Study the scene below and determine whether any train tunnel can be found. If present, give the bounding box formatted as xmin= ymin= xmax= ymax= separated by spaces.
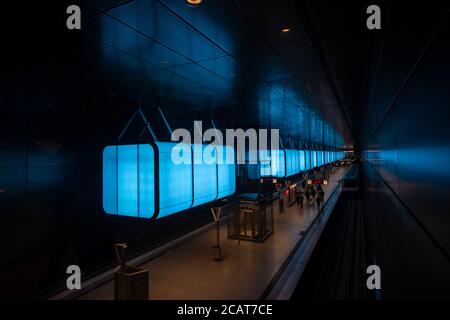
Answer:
xmin=1 ymin=0 xmax=449 ymax=304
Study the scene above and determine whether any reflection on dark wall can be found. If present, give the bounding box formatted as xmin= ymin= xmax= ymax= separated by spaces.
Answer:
xmin=363 ymin=3 xmax=450 ymax=298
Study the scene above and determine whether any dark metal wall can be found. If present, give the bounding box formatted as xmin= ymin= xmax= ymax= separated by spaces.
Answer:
xmin=363 ymin=3 xmax=450 ymax=298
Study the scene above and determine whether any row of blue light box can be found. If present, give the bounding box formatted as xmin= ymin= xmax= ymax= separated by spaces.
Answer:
xmin=103 ymin=143 xmax=236 ymax=219
xmin=259 ymin=149 xmax=345 ymax=178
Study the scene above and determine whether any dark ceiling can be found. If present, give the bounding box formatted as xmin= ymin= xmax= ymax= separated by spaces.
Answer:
xmin=83 ymin=0 xmax=355 ymax=147
xmin=2 ymin=0 xmax=386 ymax=149
xmin=297 ymin=0 xmax=383 ymax=150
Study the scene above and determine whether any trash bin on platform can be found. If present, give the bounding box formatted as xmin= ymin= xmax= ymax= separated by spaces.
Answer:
xmin=113 ymin=243 xmax=149 ymax=300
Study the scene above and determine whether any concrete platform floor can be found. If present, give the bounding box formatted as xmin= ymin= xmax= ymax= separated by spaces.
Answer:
xmin=78 ymin=167 xmax=350 ymax=300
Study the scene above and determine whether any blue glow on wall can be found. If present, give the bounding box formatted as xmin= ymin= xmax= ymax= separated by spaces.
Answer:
xmin=103 ymin=144 xmax=155 ymax=218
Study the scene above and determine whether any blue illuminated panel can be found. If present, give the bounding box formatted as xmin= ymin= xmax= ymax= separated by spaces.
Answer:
xmin=292 ymin=149 xmax=300 ymax=175
xmin=103 ymin=144 xmax=155 ymax=218
xmin=193 ymin=144 xmax=218 ymax=207
xmin=299 ymin=150 xmax=306 ymax=171
xmin=156 ymin=142 xmax=193 ymax=218
xmin=285 ymin=149 xmax=293 ymax=176
xmin=318 ymin=151 xmax=324 ymax=166
xmin=290 ymin=150 xmax=296 ymax=175
xmin=284 ymin=150 xmax=290 ymax=176
xmin=118 ymin=145 xmax=138 ymax=215
xmin=217 ymin=145 xmax=236 ymax=198
xmin=103 ymin=146 xmax=118 ymax=215
xmin=312 ymin=151 xmax=317 ymax=168
xmin=259 ymin=149 xmax=285 ymax=177
xmin=138 ymin=145 xmax=155 ymax=218
xmin=259 ymin=149 xmax=271 ymax=177
xmin=305 ymin=150 xmax=311 ymax=170
xmin=272 ymin=150 xmax=286 ymax=177
xmin=287 ymin=149 xmax=299 ymax=176
xmin=103 ymin=142 xmax=237 ymax=219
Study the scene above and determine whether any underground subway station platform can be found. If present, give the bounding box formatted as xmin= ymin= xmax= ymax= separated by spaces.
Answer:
xmin=1 ymin=0 xmax=450 ymax=311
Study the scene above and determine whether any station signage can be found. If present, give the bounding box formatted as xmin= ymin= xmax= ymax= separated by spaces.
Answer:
xmin=307 ymin=179 xmax=328 ymax=185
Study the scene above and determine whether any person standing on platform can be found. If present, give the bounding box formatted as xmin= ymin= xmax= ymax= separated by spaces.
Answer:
xmin=316 ymin=193 xmax=322 ymax=210
xmin=295 ymin=189 xmax=302 ymax=207
xmin=317 ymin=184 xmax=323 ymax=194
xmin=304 ymin=188 xmax=310 ymax=205
xmin=318 ymin=186 xmax=325 ymax=205
xmin=299 ymin=190 xmax=304 ymax=208
xmin=310 ymin=186 xmax=316 ymax=203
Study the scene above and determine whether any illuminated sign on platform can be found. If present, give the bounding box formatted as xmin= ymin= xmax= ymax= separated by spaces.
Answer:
xmin=307 ymin=179 xmax=327 ymax=185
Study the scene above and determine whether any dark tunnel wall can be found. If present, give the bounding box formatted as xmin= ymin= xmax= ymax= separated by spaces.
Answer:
xmin=363 ymin=4 xmax=450 ymax=298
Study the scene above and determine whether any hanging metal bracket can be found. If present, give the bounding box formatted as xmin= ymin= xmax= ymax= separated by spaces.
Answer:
xmin=158 ymin=107 xmax=173 ymax=137
xmin=118 ymin=107 xmax=158 ymax=141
